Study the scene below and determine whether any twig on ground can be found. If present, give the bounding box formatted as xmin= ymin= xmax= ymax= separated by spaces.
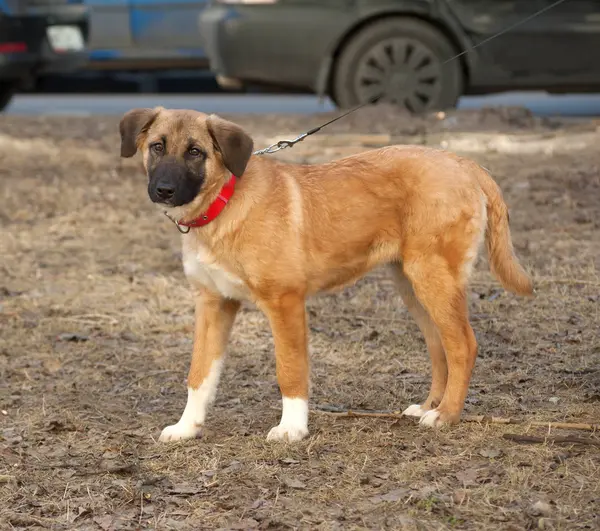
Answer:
xmin=312 ymin=405 xmax=600 ymax=431
xmin=129 ymin=369 xmax=174 ymax=387
xmin=503 ymin=433 xmax=600 ymax=446
xmin=534 ymin=278 xmax=600 ymax=287
xmin=380 ymin=277 xmax=600 ymax=288
xmin=4 ymin=512 xmax=57 ymax=526
xmin=41 ymin=313 xmax=121 ymax=325
xmin=319 ymin=314 xmax=412 ymax=323
xmin=462 ymin=415 xmax=599 ymax=431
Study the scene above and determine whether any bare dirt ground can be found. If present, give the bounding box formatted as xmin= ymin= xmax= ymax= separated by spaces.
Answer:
xmin=1 ymin=107 xmax=599 ymax=530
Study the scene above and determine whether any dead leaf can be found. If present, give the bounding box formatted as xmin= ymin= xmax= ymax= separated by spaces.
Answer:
xmin=72 ymin=507 xmax=91 ymax=522
xmin=102 ymin=450 xmax=120 ymax=460
xmin=385 ymin=515 xmax=418 ymax=529
xmin=45 ymin=419 xmax=75 ymax=433
xmin=225 ymin=519 xmax=259 ymax=529
xmin=100 ymin=461 xmax=136 ymax=474
xmin=57 ymin=332 xmax=88 ymax=342
xmin=453 ymin=489 xmax=469 ymax=504
xmin=221 ymin=460 xmax=242 ymax=474
xmin=43 ymin=358 xmax=62 ymax=373
xmin=141 ymin=504 xmax=155 ymax=515
xmin=120 ymin=331 xmax=139 ymax=342
xmin=93 ymin=515 xmax=114 ymax=530
xmin=251 ymin=499 xmax=268 ymax=510
xmin=282 ymin=476 xmax=306 ymax=489
xmin=280 ymin=457 xmax=300 ymax=465
xmin=167 ymin=483 xmax=205 ymax=496
xmin=123 ymin=428 xmax=147 ymax=438
xmin=549 ymin=396 xmax=560 ymax=404
xmin=416 ymin=485 xmax=437 ymax=499
xmin=479 ymin=448 xmax=503 ymax=459
xmin=1 ymin=428 xmax=22 ymax=445
xmin=220 ymin=518 xmax=259 ymax=531
xmin=369 ymin=488 xmax=409 ymax=504
xmin=162 ymin=518 xmax=191 ymax=530
xmin=455 ymin=467 xmax=480 ymax=486
xmin=0 ymin=286 xmax=23 ymax=297
xmin=530 ymin=500 xmax=553 ymax=517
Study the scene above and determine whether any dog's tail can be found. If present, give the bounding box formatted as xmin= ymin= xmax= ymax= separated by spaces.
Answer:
xmin=477 ymin=167 xmax=533 ymax=296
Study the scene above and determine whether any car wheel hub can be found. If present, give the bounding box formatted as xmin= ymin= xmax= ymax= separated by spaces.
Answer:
xmin=354 ymin=37 xmax=442 ymax=112
xmin=387 ymin=69 xmax=413 ymax=94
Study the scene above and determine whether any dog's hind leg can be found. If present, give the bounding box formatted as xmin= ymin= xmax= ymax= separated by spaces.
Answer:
xmin=401 ymin=256 xmax=477 ymax=427
xmin=390 ymin=263 xmax=447 ymax=417
xmin=159 ymin=290 xmax=240 ymax=442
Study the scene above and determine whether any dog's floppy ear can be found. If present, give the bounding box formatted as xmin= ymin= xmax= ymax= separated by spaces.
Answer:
xmin=119 ymin=107 xmax=161 ymax=158
xmin=206 ymin=115 xmax=254 ymax=177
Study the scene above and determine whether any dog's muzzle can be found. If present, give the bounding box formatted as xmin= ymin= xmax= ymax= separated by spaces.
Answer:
xmin=148 ymin=162 xmax=203 ymax=207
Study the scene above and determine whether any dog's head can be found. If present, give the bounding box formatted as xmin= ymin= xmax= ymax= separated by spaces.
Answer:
xmin=119 ymin=107 xmax=254 ymax=210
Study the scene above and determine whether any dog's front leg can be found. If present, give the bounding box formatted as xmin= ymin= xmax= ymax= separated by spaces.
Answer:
xmin=261 ymin=292 xmax=310 ymax=442
xmin=159 ymin=290 xmax=240 ymax=442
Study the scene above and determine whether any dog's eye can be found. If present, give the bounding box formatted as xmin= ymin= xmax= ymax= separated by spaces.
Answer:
xmin=151 ymin=143 xmax=164 ymax=154
xmin=188 ymin=147 xmax=202 ymax=157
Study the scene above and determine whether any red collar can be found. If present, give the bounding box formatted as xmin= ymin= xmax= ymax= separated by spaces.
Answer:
xmin=178 ymin=175 xmax=236 ymax=229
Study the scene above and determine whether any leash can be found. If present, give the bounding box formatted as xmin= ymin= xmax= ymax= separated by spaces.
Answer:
xmin=253 ymin=0 xmax=569 ymax=156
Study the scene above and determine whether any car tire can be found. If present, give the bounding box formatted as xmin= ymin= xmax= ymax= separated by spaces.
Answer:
xmin=331 ymin=18 xmax=463 ymax=112
xmin=0 ymin=83 xmax=16 ymax=112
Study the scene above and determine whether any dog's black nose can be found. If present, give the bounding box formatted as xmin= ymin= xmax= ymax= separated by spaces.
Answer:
xmin=156 ymin=184 xmax=175 ymax=200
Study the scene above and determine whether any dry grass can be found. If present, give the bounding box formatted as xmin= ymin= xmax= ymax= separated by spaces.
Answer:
xmin=0 ymin=113 xmax=599 ymax=530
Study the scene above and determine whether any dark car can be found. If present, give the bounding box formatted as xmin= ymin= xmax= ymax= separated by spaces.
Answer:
xmin=200 ymin=0 xmax=600 ymax=112
xmin=0 ymin=0 xmax=89 ymax=110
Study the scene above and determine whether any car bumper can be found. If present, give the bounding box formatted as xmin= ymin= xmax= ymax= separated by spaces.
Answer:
xmin=38 ymin=45 xmax=88 ymax=74
xmin=200 ymin=5 xmax=344 ymax=92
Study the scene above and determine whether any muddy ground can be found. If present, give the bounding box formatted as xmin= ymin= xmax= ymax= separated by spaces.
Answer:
xmin=1 ymin=106 xmax=599 ymax=530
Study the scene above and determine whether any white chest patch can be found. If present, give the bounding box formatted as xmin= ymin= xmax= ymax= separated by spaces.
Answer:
xmin=182 ymin=243 xmax=249 ymax=301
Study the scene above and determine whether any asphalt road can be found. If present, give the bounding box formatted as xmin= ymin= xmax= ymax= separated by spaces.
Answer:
xmin=8 ymin=91 xmax=600 ymax=117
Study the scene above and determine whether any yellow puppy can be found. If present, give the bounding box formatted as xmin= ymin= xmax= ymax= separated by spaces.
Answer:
xmin=119 ymin=107 xmax=532 ymax=442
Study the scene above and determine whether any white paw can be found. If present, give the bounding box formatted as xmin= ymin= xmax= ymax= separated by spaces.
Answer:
xmin=158 ymin=422 xmax=202 ymax=442
xmin=403 ymin=404 xmax=426 ymax=418
xmin=419 ymin=409 xmax=443 ymax=428
xmin=266 ymin=424 xmax=309 ymax=443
